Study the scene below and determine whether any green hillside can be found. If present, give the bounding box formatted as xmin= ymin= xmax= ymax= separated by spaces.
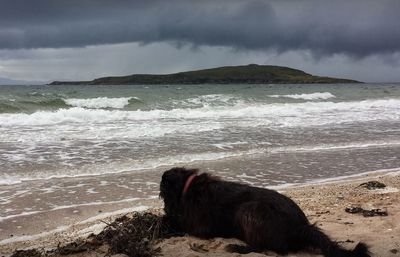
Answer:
xmin=49 ymin=64 xmax=359 ymax=85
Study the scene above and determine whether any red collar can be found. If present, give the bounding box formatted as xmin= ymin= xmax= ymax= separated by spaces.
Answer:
xmin=182 ymin=174 xmax=197 ymax=195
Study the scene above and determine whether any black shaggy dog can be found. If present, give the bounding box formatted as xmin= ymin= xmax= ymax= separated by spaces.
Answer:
xmin=160 ymin=167 xmax=371 ymax=257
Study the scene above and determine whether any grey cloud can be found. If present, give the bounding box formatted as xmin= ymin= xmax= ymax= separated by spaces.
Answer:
xmin=3 ymin=43 xmax=400 ymax=82
xmin=1 ymin=0 xmax=400 ymax=57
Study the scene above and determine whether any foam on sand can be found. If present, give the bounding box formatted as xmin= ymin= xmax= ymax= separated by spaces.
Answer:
xmin=270 ymin=140 xmax=400 ymax=154
xmin=268 ymin=167 xmax=400 ymax=190
xmin=0 ymin=149 xmax=264 ymax=184
xmin=0 ymin=206 xmax=150 ymax=245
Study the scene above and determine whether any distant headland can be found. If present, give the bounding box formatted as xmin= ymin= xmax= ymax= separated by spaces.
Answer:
xmin=49 ymin=64 xmax=360 ymax=85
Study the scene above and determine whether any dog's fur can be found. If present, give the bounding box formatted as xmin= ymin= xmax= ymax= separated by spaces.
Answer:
xmin=160 ymin=167 xmax=371 ymax=257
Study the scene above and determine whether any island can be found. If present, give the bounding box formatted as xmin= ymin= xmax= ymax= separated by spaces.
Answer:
xmin=49 ymin=64 xmax=359 ymax=85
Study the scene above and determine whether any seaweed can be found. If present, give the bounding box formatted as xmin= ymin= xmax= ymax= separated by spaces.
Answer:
xmin=357 ymin=181 xmax=386 ymax=190
xmin=345 ymin=207 xmax=388 ymax=217
xmin=94 ymin=211 xmax=175 ymax=257
xmin=9 ymin=210 xmax=178 ymax=257
xmin=55 ymin=239 xmax=102 ymax=255
xmin=10 ymin=249 xmax=44 ymax=257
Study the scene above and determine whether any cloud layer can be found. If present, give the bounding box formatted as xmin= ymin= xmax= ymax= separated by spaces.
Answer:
xmin=2 ymin=43 xmax=400 ymax=82
xmin=1 ymin=0 xmax=400 ymax=57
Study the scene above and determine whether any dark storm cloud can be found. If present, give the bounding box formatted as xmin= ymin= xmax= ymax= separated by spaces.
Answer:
xmin=1 ymin=0 xmax=399 ymax=57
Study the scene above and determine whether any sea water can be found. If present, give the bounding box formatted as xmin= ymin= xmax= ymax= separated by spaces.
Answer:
xmin=1 ymin=83 xmax=400 ymax=232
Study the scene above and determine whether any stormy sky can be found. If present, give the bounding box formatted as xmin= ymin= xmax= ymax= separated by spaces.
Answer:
xmin=1 ymin=0 xmax=400 ymax=82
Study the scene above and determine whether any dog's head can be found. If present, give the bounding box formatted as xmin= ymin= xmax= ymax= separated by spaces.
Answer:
xmin=160 ymin=167 xmax=198 ymax=214
xmin=160 ymin=167 xmax=198 ymax=200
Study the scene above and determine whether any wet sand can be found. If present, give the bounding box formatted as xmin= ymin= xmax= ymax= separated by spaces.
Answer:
xmin=2 ymin=143 xmax=400 ymax=249
xmin=1 ymin=169 xmax=399 ymax=257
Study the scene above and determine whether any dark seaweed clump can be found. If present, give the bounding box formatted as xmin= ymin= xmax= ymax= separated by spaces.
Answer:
xmin=345 ymin=207 xmax=388 ymax=217
xmin=10 ymin=249 xmax=43 ymax=257
xmin=10 ymin=211 xmax=178 ymax=257
xmin=95 ymin=211 xmax=176 ymax=257
xmin=357 ymin=181 xmax=386 ymax=190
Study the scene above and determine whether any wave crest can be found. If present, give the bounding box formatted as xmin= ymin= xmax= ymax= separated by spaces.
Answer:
xmin=0 ymin=98 xmax=399 ymax=127
xmin=173 ymin=94 xmax=241 ymax=107
xmin=64 ymin=97 xmax=138 ymax=109
xmin=269 ymin=92 xmax=335 ymax=100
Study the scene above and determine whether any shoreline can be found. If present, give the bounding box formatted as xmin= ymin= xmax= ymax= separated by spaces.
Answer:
xmin=1 ymin=168 xmax=399 ymax=256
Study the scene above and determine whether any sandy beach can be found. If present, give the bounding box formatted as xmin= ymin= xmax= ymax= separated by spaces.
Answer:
xmin=1 ymin=169 xmax=399 ymax=257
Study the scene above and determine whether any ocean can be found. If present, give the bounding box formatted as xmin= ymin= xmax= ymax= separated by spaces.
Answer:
xmin=1 ymin=83 xmax=400 ymax=237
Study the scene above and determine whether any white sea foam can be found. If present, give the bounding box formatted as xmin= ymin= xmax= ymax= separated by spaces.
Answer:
xmin=1 ymin=98 xmax=400 ymax=184
xmin=270 ymin=140 xmax=400 ymax=154
xmin=64 ymin=97 xmax=136 ymax=109
xmin=0 ymin=197 xmax=147 ymax=221
xmin=175 ymin=94 xmax=240 ymax=107
xmin=2 ymin=139 xmax=398 ymax=184
xmin=269 ymin=92 xmax=336 ymax=100
xmin=211 ymin=141 xmax=248 ymax=149
xmin=303 ymin=167 xmax=400 ymax=186
xmin=0 ymin=210 xmax=42 ymax=222
xmin=1 ymin=98 xmax=399 ymax=127
xmin=0 ymin=149 xmax=264 ymax=184
xmin=267 ymin=167 xmax=400 ymax=190
xmin=77 ymin=206 xmax=149 ymax=224
xmin=0 ymin=118 xmax=223 ymax=144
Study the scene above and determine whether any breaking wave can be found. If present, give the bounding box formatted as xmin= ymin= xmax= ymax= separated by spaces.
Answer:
xmin=172 ymin=94 xmax=242 ymax=107
xmin=269 ymin=92 xmax=335 ymax=100
xmin=64 ymin=97 xmax=140 ymax=109
xmin=0 ymin=98 xmax=399 ymax=127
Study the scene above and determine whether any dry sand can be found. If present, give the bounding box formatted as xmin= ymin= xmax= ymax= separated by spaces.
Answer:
xmin=1 ymin=169 xmax=399 ymax=257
